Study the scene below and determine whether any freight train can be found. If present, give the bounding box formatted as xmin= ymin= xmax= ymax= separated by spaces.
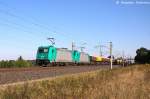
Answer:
xmin=36 ymin=46 xmax=110 ymax=66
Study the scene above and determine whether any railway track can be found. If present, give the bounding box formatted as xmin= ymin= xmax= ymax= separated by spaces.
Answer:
xmin=0 ymin=65 xmax=120 ymax=85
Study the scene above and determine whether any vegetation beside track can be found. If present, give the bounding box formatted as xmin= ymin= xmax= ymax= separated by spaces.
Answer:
xmin=0 ymin=56 xmax=33 ymax=68
xmin=0 ymin=64 xmax=150 ymax=99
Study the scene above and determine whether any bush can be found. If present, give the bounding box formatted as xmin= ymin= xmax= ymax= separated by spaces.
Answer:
xmin=0 ymin=60 xmax=10 ymax=68
xmin=0 ymin=56 xmax=33 ymax=68
xmin=15 ymin=60 xmax=32 ymax=68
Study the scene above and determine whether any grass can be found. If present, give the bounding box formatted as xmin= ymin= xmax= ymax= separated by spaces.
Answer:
xmin=0 ymin=64 xmax=150 ymax=99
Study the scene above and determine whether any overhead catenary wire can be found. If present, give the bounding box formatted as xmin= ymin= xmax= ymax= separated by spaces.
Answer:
xmin=0 ymin=2 xmax=75 ymax=41
xmin=0 ymin=17 xmax=50 ymax=46
xmin=0 ymin=1 xmax=124 ymax=59
xmin=0 ymin=1 xmax=56 ymax=32
xmin=0 ymin=1 xmax=116 ymax=61
xmin=0 ymin=21 xmax=41 ymax=43
xmin=0 ymin=1 xmax=89 ymax=52
xmin=0 ymin=20 xmax=47 ymax=60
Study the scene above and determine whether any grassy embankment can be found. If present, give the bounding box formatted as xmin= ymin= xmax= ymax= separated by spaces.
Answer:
xmin=0 ymin=64 xmax=150 ymax=99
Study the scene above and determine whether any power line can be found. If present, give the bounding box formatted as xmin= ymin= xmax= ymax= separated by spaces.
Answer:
xmin=0 ymin=17 xmax=34 ymax=31
xmin=0 ymin=1 xmax=88 ymax=50
xmin=0 ymin=2 xmax=74 ymax=41
xmin=0 ymin=20 xmax=43 ymax=42
xmin=0 ymin=1 xmax=55 ymax=32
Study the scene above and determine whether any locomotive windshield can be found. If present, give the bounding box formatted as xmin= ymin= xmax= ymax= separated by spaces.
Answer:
xmin=38 ymin=48 xmax=49 ymax=53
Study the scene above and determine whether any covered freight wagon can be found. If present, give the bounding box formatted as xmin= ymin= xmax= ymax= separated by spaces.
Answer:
xmin=56 ymin=48 xmax=72 ymax=62
xmin=79 ymin=52 xmax=90 ymax=64
xmin=55 ymin=48 xmax=81 ymax=65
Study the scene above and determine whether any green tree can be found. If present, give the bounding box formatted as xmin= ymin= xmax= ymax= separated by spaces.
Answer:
xmin=148 ymin=51 xmax=150 ymax=63
xmin=135 ymin=47 xmax=150 ymax=64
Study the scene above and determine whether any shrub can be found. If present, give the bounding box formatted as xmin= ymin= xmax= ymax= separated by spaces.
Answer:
xmin=15 ymin=60 xmax=32 ymax=68
xmin=0 ymin=56 xmax=33 ymax=68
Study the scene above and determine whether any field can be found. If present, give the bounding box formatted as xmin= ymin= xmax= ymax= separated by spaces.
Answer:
xmin=0 ymin=64 xmax=150 ymax=99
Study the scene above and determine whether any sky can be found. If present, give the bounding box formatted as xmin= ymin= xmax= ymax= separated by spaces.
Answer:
xmin=0 ymin=0 xmax=150 ymax=60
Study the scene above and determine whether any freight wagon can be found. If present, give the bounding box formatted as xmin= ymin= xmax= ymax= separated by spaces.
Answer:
xmin=55 ymin=48 xmax=80 ymax=65
xmin=90 ymin=56 xmax=110 ymax=65
xmin=79 ymin=52 xmax=90 ymax=65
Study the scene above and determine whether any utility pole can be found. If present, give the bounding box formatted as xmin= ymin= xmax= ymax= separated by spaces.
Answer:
xmin=110 ymin=42 xmax=113 ymax=69
xmin=130 ymin=56 xmax=132 ymax=65
xmin=99 ymin=45 xmax=102 ymax=56
xmin=72 ymin=42 xmax=75 ymax=51
xmin=122 ymin=51 xmax=125 ymax=67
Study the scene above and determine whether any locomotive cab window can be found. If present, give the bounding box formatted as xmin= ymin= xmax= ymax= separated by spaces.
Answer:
xmin=38 ymin=48 xmax=48 ymax=53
